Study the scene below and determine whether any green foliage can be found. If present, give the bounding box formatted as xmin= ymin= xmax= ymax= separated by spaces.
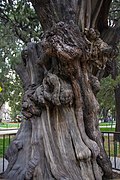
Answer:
xmin=97 ymin=76 xmax=115 ymax=110
xmin=0 ymin=0 xmax=42 ymax=43
xmin=0 ymin=22 xmax=23 ymax=118
xmin=97 ymin=73 xmax=120 ymax=110
xmin=0 ymin=0 xmax=42 ymax=118
xmin=100 ymin=127 xmax=115 ymax=132
xmin=0 ymin=135 xmax=16 ymax=157
xmin=109 ymin=0 xmax=120 ymax=27
xmin=0 ymin=122 xmax=20 ymax=128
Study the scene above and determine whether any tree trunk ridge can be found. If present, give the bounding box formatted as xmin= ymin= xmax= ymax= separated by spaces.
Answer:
xmin=2 ymin=0 xmax=118 ymax=179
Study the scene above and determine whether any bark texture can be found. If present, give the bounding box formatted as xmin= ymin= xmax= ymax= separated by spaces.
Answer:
xmin=2 ymin=0 xmax=118 ymax=180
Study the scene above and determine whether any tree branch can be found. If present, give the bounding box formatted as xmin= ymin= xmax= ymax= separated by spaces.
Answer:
xmin=15 ymin=64 xmax=31 ymax=90
xmin=31 ymin=0 xmax=113 ymax=33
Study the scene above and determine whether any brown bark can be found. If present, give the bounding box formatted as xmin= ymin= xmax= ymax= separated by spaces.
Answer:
xmin=2 ymin=0 xmax=119 ymax=180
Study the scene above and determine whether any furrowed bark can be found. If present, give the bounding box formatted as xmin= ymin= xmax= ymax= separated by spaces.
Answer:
xmin=3 ymin=0 xmax=119 ymax=180
xmin=15 ymin=64 xmax=31 ymax=90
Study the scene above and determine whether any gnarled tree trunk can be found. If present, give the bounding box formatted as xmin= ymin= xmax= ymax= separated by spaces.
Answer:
xmin=2 ymin=0 xmax=118 ymax=179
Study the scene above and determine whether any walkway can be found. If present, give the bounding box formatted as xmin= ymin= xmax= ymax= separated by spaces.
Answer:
xmin=0 ymin=129 xmax=18 ymax=135
xmin=111 ymin=157 xmax=120 ymax=169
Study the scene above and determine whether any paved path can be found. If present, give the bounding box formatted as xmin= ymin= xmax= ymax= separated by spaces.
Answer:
xmin=0 ymin=159 xmax=8 ymax=173
xmin=0 ymin=129 xmax=18 ymax=135
xmin=111 ymin=157 xmax=120 ymax=169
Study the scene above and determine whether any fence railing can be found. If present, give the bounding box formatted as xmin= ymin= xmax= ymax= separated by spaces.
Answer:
xmin=0 ymin=131 xmax=120 ymax=173
xmin=102 ymin=131 xmax=120 ymax=171
xmin=0 ymin=130 xmax=17 ymax=173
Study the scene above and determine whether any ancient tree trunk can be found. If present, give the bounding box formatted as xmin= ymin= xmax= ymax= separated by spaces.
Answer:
xmin=2 ymin=0 xmax=117 ymax=179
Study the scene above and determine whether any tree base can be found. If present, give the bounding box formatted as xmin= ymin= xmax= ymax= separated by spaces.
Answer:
xmin=2 ymin=106 xmax=104 ymax=180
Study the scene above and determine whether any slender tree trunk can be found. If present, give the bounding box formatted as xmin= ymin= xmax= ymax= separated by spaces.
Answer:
xmin=115 ymin=85 xmax=120 ymax=132
xmin=2 ymin=0 xmax=119 ymax=179
xmin=102 ymin=108 xmax=109 ymax=122
xmin=109 ymin=54 xmax=120 ymax=136
xmin=111 ymin=58 xmax=120 ymax=132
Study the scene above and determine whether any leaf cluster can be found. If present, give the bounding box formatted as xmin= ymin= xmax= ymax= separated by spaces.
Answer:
xmin=97 ymin=73 xmax=120 ymax=110
xmin=0 ymin=0 xmax=43 ymax=118
xmin=109 ymin=0 xmax=120 ymax=27
xmin=0 ymin=0 xmax=42 ymax=43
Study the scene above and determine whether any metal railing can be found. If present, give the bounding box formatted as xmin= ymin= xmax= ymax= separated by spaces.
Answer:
xmin=102 ymin=131 xmax=120 ymax=171
xmin=0 ymin=131 xmax=120 ymax=173
xmin=0 ymin=130 xmax=17 ymax=173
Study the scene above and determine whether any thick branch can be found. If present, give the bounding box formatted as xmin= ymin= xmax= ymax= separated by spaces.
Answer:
xmin=15 ymin=64 xmax=31 ymax=90
xmin=31 ymin=0 xmax=112 ymax=32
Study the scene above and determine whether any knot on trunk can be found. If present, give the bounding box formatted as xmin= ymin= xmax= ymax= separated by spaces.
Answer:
xmin=34 ymin=73 xmax=74 ymax=106
xmin=84 ymin=28 xmax=113 ymax=69
xmin=22 ymin=86 xmax=42 ymax=118
xmin=43 ymin=72 xmax=61 ymax=105
xmin=22 ymin=73 xmax=74 ymax=119
xmin=89 ymin=75 xmax=100 ymax=94
xmin=42 ymin=21 xmax=87 ymax=62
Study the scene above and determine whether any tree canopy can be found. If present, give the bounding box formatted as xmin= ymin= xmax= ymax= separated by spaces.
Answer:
xmin=0 ymin=0 xmax=41 ymax=118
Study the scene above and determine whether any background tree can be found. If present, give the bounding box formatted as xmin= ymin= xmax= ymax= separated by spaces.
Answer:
xmin=0 ymin=23 xmax=23 ymax=120
xmin=0 ymin=0 xmax=120 ymax=180
xmin=97 ymin=72 xmax=120 ymax=122
xmin=0 ymin=0 xmax=41 ymax=119
xmin=108 ymin=0 xmax=120 ymax=131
